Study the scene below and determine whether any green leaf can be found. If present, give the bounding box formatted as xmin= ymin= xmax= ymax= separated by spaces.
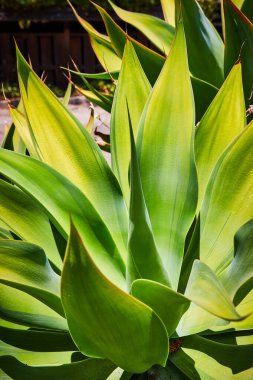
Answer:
xmin=223 ymin=0 xmax=253 ymax=107
xmin=190 ymin=76 xmax=218 ymax=123
xmin=109 ymin=0 xmax=175 ymax=54
xmin=131 ymin=280 xmax=190 ymax=336
xmin=180 ymin=0 xmax=224 ymax=88
xmin=220 ymin=220 xmax=253 ymax=300
xmin=195 ymin=62 xmax=245 ymax=209
xmin=137 ymin=22 xmax=198 ymax=289
xmin=0 ymin=240 xmax=63 ymax=316
xmin=127 ymin=108 xmax=170 ymax=287
xmin=17 ymin=48 xmax=128 ymax=262
xmin=61 ymin=222 xmax=168 ymax=373
xmin=241 ymin=0 xmax=253 ymax=22
xmin=110 ymin=40 xmax=151 ymax=203
xmin=171 ymin=335 xmax=253 ymax=379
xmin=0 ymin=149 xmax=125 ymax=289
xmin=0 ymin=179 xmax=61 ymax=269
xmin=0 ymin=342 xmax=75 ymax=368
xmin=199 ymin=120 xmax=253 ymax=275
xmin=0 ymin=284 xmax=68 ymax=330
xmin=0 ymin=356 xmax=116 ymax=380
xmin=160 ymin=0 xmax=176 ymax=26
xmin=69 ymin=2 xmax=121 ymax=72
xmin=185 ymin=260 xmax=242 ymax=321
xmin=0 ymin=326 xmax=76 ymax=352
xmin=92 ymin=2 xmax=165 ymax=86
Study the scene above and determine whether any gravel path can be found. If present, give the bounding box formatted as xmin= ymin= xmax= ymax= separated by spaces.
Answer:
xmin=0 ymin=97 xmax=110 ymax=146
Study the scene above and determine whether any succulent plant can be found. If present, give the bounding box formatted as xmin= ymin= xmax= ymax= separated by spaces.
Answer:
xmin=0 ymin=0 xmax=253 ymax=379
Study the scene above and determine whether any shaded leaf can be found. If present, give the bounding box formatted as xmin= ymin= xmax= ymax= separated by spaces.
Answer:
xmin=61 ymin=222 xmax=168 ymax=373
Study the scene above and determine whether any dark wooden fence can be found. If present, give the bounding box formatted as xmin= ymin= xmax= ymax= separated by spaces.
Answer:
xmin=0 ymin=8 xmax=150 ymax=88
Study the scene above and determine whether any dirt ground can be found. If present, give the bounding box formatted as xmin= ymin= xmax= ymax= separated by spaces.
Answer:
xmin=0 ymin=96 xmax=110 ymax=147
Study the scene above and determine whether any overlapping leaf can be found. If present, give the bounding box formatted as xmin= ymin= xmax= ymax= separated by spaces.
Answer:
xmin=61 ymin=223 xmax=168 ymax=373
xmin=17 ymin=48 xmax=128 ymax=262
xmin=137 ymin=22 xmax=197 ymax=289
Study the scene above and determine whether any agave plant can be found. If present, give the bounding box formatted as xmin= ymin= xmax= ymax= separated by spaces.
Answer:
xmin=0 ymin=0 xmax=253 ymax=379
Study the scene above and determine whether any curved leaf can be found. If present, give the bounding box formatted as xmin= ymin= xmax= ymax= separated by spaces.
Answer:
xmin=0 ymin=149 xmax=125 ymax=289
xmin=0 ymin=179 xmax=61 ymax=269
xmin=17 ymin=48 xmax=128 ymax=262
xmin=92 ymin=2 xmax=165 ymax=86
xmin=223 ymin=0 xmax=253 ymax=106
xmin=0 ymin=326 xmax=76 ymax=352
xmin=131 ymin=280 xmax=190 ymax=337
xmin=195 ymin=62 xmax=245 ymax=209
xmin=221 ymin=219 xmax=253 ymax=301
xmin=69 ymin=2 xmax=121 ymax=72
xmin=61 ymin=223 xmax=168 ymax=373
xmin=137 ymin=22 xmax=197 ymax=289
xmin=181 ymin=0 xmax=224 ymax=88
xmin=109 ymin=0 xmax=175 ymax=54
xmin=200 ymin=121 xmax=253 ymax=274
xmin=0 ymin=240 xmax=63 ymax=316
xmin=0 ymin=356 xmax=116 ymax=380
xmin=185 ymin=260 xmax=242 ymax=321
xmin=0 ymin=284 xmax=67 ymax=330
xmin=171 ymin=335 xmax=253 ymax=379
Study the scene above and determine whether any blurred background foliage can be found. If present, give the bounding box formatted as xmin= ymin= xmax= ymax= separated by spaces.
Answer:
xmin=0 ymin=0 xmax=219 ymax=20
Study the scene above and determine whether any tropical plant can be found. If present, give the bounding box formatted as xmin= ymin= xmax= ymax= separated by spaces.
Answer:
xmin=0 ymin=0 xmax=253 ymax=379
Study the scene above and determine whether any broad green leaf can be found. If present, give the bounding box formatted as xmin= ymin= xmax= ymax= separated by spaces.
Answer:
xmin=200 ymin=120 xmax=253 ymax=275
xmin=190 ymin=76 xmax=218 ymax=122
xmin=0 ymin=284 xmax=67 ymax=330
xmin=0 ymin=179 xmax=61 ymax=269
xmin=185 ymin=260 xmax=242 ymax=321
xmin=131 ymin=280 xmax=190 ymax=336
xmin=180 ymin=0 xmax=224 ymax=88
xmin=161 ymin=0 xmax=176 ymax=26
xmin=109 ymin=1 xmax=175 ymax=54
xmin=195 ymin=62 xmax=245 ymax=209
xmin=110 ymin=41 xmax=151 ymax=203
xmin=0 ymin=326 xmax=76 ymax=352
xmin=0 ymin=149 xmax=125 ymax=289
xmin=171 ymin=335 xmax=253 ymax=379
xmin=92 ymin=2 xmax=165 ymax=86
xmin=223 ymin=0 xmax=253 ymax=107
xmin=220 ymin=220 xmax=253 ymax=300
xmin=0 ymin=356 xmax=116 ymax=380
xmin=69 ymin=2 xmax=121 ymax=72
xmin=127 ymin=111 xmax=170 ymax=287
xmin=0 ymin=342 xmax=74 ymax=367
xmin=0 ymin=240 xmax=63 ymax=316
xmin=61 ymin=223 xmax=168 ymax=373
xmin=17 ymin=48 xmax=128 ymax=262
xmin=137 ymin=23 xmax=197 ymax=289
